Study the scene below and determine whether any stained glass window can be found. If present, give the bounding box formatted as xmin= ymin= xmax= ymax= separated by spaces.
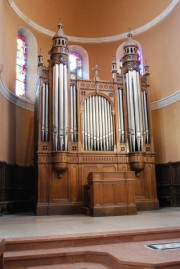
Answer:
xmin=69 ymin=52 xmax=83 ymax=80
xmin=137 ymin=49 xmax=143 ymax=75
xmin=16 ymin=35 xmax=27 ymax=97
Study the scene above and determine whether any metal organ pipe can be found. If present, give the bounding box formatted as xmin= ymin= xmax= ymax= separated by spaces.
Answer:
xmin=70 ymin=85 xmax=74 ymax=142
xmin=70 ymin=84 xmax=78 ymax=143
xmin=45 ymin=82 xmax=49 ymax=141
xmin=132 ymin=70 xmax=141 ymax=151
xmin=52 ymin=63 xmax=68 ymax=151
xmin=142 ymin=91 xmax=150 ymax=144
xmin=52 ymin=64 xmax=59 ymax=150
xmin=41 ymin=82 xmax=49 ymax=142
xmin=63 ymin=64 xmax=68 ymax=151
xmin=118 ymin=89 xmax=125 ymax=144
xmin=126 ymin=69 xmax=145 ymax=152
xmin=126 ymin=72 xmax=133 ymax=152
xmin=41 ymin=82 xmax=45 ymax=141
xmin=73 ymin=86 xmax=77 ymax=142
xmin=59 ymin=63 xmax=64 ymax=150
xmin=136 ymin=71 xmax=143 ymax=149
xmin=82 ymin=96 xmax=114 ymax=151
xmin=92 ymin=96 xmax=96 ymax=150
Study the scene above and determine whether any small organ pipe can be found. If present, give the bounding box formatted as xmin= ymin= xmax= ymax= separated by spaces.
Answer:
xmin=92 ymin=96 xmax=96 ymax=150
xmin=109 ymin=105 xmax=113 ymax=150
xmin=136 ymin=72 xmax=143 ymax=148
xmin=89 ymin=96 xmax=93 ymax=150
xmin=84 ymin=99 xmax=87 ymax=150
xmin=45 ymin=82 xmax=49 ymax=141
xmin=73 ymin=86 xmax=77 ymax=142
xmin=64 ymin=64 xmax=68 ymax=151
xmin=87 ymin=97 xmax=90 ymax=150
xmin=104 ymin=99 xmax=109 ymax=150
xmin=70 ymin=85 xmax=74 ymax=142
xmin=99 ymin=96 xmax=103 ymax=150
xmin=102 ymin=97 xmax=106 ymax=150
xmin=95 ymin=96 xmax=99 ymax=150
xmin=118 ymin=89 xmax=125 ymax=144
xmin=143 ymin=91 xmax=150 ymax=144
xmin=41 ymin=82 xmax=45 ymax=141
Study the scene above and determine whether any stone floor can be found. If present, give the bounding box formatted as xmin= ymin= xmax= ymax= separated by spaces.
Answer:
xmin=2 ymin=207 xmax=180 ymax=269
xmin=0 ymin=207 xmax=180 ymax=239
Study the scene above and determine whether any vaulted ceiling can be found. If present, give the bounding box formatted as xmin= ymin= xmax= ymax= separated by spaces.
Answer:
xmin=13 ymin=0 xmax=172 ymax=39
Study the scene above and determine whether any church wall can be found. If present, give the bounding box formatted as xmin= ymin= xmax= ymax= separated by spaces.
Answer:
xmin=0 ymin=0 xmax=180 ymax=166
xmin=0 ymin=1 xmax=35 ymax=165
xmin=135 ymin=3 xmax=180 ymax=164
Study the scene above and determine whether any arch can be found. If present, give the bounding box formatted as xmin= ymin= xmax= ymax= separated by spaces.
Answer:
xmin=81 ymin=94 xmax=114 ymax=151
xmin=116 ymin=40 xmax=144 ymax=75
xmin=17 ymin=27 xmax=38 ymax=101
xmin=68 ymin=45 xmax=89 ymax=80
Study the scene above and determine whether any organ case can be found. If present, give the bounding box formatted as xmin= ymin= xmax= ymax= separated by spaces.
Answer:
xmin=34 ymin=22 xmax=159 ymax=215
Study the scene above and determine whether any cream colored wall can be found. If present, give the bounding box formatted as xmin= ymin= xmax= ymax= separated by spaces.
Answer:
xmin=0 ymin=1 xmax=35 ymax=165
xmin=152 ymin=102 xmax=180 ymax=164
xmin=0 ymin=0 xmax=180 ymax=165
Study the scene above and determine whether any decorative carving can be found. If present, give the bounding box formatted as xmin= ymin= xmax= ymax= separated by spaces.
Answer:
xmin=129 ymin=152 xmax=145 ymax=176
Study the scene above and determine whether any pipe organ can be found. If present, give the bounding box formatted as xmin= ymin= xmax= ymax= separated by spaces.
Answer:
xmin=35 ymin=22 xmax=159 ymax=215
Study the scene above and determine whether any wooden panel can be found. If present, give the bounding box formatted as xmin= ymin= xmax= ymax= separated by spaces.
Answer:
xmin=156 ymin=162 xmax=180 ymax=207
xmin=50 ymin=169 xmax=69 ymax=202
xmin=69 ymin=164 xmax=79 ymax=202
xmin=87 ymin=172 xmax=137 ymax=216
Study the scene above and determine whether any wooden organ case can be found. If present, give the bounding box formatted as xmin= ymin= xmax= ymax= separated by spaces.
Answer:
xmin=35 ymin=22 xmax=159 ymax=216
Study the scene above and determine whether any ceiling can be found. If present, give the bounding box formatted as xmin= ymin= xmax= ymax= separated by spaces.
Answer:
xmin=12 ymin=0 xmax=175 ymax=41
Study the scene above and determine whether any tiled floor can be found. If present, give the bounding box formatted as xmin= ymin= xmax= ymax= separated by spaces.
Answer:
xmin=0 ymin=207 xmax=180 ymax=239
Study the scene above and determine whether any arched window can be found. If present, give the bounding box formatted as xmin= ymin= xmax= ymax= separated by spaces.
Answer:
xmin=116 ymin=40 xmax=144 ymax=75
xmin=69 ymin=51 xmax=83 ymax=80
xmin=15 ymin=27 xmax=38 ymax=101
xmin=16 ymin=35 xmax=27 ymax=97
xmin=69 ymin=45 xmax=89 ymax=80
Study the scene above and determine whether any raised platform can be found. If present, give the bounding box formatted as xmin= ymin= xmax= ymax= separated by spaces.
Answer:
xmin=4 ymin=227 xmax=180 ymax=269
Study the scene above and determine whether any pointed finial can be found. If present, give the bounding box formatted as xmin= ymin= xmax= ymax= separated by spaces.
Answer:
xmin=58 ymin=17 xmax=63 ymax=29
xmin=144 ymin=59 xmax=150 ymax=74
xmin=127 ymin=27 xmax=132 ymax=38
xmin=38 ymin=48 xmax=44 ymax=66
xmin=112 ymin=55 xmax=116 ymax=64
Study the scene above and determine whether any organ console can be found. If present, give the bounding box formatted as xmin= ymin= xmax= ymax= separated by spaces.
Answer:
xmin=34 ymin=21 xmax=159 ymax=215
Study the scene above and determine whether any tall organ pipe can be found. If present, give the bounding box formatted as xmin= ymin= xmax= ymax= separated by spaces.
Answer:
xmin=73 ymin=86 xmax=77 ymax=142
xmin=41 ymin=82 xmax=49 ymax=142
xmin=59 ymin=63 xmax=64 ymax=150
xmin=70 ymin=85 xmax=74 ymax=142
xmin=64 ymin=64 xmax=68 ymax=151
xmin=142 ymin=91 xmax=150 ymax=144
xmin=132 ymin=70 xmax=141 ymax=151
xmin=52 ymin=64 xmax=58 ymax=150
xmin=70 ymin=84 xmax=78 ymax=143
xmin=118 ymin=89 xmax=125 ymax=144
xmin=126 ymin=72 xmax=133 ymax=152
xmin=45 ymin=82 xmax=49 ymax=141
xmin=136 ymin=73 xmax=144 ymax=148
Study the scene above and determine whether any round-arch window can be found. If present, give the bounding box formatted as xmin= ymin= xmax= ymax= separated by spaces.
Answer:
xmin=69 ymin=52 xmax=83 ymax=80
xmin=16 ymin=35 xmax=27 ymax=97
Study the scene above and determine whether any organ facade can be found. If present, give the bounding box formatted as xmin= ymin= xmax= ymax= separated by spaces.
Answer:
xmin=35 ymin=21 xmax=159 ymax=215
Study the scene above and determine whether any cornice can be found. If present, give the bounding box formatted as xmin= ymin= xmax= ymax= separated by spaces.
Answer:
xmin=0 ymin=71 xmax=179 ymax=111
xmin=151 ymin=90 xmax=180 ymax=110
xmin=7 ymin=0 xmax=180 ymax=44
xmin=0 ymin=72 xmax=34 ymax=111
